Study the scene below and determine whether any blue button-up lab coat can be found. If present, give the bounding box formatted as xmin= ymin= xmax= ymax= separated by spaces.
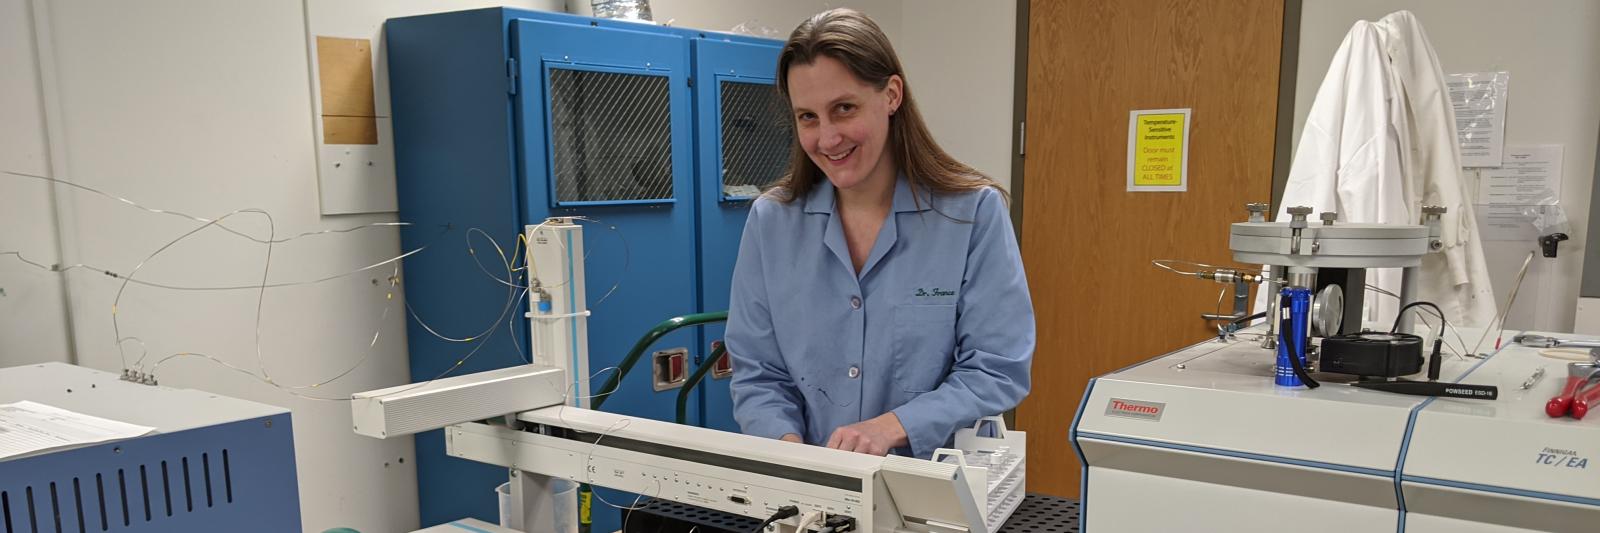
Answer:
xmin=725 ymin=175 xmax=1035 ymax=458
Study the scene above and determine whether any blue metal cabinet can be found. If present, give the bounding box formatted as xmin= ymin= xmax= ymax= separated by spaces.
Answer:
xmin=387 ymin=10 xmax=534 ymax=525
xmin=690 ymin=38 xmax=788 ymax=432
xmin=387 ymin=7 xmax=784 ymax=528
xmin=511 ymin=17 xmax=701 ymax=432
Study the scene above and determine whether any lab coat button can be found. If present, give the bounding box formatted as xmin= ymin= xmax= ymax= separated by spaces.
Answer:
xmin=847 ymin=366 xmax=860 ymax=378
xmin=849 ymin=296 xmax=862 ymax=309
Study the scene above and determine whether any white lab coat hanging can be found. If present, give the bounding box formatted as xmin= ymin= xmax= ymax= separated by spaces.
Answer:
xmin=1258 ymin=11 xmax=1497 ymax=330
xmin=1373 ymin=10 xmax=1498 ymax=329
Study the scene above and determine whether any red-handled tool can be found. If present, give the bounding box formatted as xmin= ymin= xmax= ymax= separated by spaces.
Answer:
xmin=1570 ymin=381 xmax=1600 ymax=420
xmin=1547 ymin=363 xmax=1600 ymax=418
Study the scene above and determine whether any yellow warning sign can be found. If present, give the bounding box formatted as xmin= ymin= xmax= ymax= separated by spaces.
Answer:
xmin=1128 ymin=109 xmax=1191 ymax=191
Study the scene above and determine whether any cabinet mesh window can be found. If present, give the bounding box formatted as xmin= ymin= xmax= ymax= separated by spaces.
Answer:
xmin=719 ymin=81 xmax=793 ymax=199
xmin=548 ymin=68 xmax=674 ymax=203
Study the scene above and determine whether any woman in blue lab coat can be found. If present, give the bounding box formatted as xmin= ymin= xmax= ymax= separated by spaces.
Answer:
xmin=725 ymin=8 xmax=1035 ymax=459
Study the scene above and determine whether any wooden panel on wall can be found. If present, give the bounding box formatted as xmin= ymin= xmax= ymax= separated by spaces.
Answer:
xmin=316 ymin=36 xmax=378 ymax=145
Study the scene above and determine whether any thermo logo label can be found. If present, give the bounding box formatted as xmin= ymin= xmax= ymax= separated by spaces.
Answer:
xmin=1105 ymin=398 xmax=1165 ymax=421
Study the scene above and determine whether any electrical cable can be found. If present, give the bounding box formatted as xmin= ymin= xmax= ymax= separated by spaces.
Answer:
xmin=1391 ymin=302 xmax=1446 ymax=335
xmin=1388 ymin=301 xmax=1448 ymax=381
xmin=1365 ymin=283 xmax=1471 ymax=359
xmin=1152 ymin=259 xmax=1226 ymax=277
xmin=6 ymin=228 xmax=452 ymax=394
xmin=553 ymin=367 xmax=662 ymax=518
xmin=538 ymin=216 xmax=631 ymax=307
xmin=1216 ymin=310 xmax=1268 ymax=341
xmin=752 ymin=506 xmax=801 ymax=533
xmin=619 ymin=492 xmax=647 ymax=533
xmin=110 ymin=207 xmax=275 ymax=371
xmin=794 ymin=511 xmax=824 ymax=533
xmin=1364 ymin=283 xmax=1401 ymax=300
xmin=509 ymin=288 xmax=530 ymax=364
xmin=467 ymin=227 xmax=529 ymax=290
xmin=148 ymin=228 xmax=532 ymax=401
xmin=9 ymin=169 xmax=522 ymax=387
xmin=5 ymin=168 xmax=535 ymax=400
xmin=3 ymin=171 xmax=407 ymax=245
xmin=1153 ymin=258 xmax=1280 ymax=284
xmin=1230 ymin=312 xmax=1267 ymax=326
xmin=120 ymin=199 xmax=528 ymax=396
xmin=149 ymin=289 xmax=530 ymax=401
xmin=266 ymin=263 xmax=403 ymax=391
xmin=3 ymin=241 xmax=434 ymax=292
xmin=1408 ymin=311 xmax=1470 ymax=362
xmin=572 ymin=419 xmax=661 ymax=514
xmin=3 ymin=171 xmax=633 ymax=406
xmin=822 ymin=515 xmax=856 ymax=533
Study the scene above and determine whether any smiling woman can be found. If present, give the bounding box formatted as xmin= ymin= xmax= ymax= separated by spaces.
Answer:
xmin=722 ymin=8 xmax=1037 ymax=460
xmin=767 ymin=9 xmax=1008 ymax=209
xmin=785 ymin=54 xmax=894 ymax=196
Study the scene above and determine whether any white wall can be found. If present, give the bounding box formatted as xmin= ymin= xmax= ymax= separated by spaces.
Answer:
xmin=0 ymin=0 xmax=74 ymax=365
xmin=1294 ymin=0 xmax=1600 ymax=333
xmin=897 ymin=0 xmax=1016 ymax=190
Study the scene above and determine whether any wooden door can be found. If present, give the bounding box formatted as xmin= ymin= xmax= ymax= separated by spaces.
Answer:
xmin=1017 ymin=0 xmax=1286 ymax=498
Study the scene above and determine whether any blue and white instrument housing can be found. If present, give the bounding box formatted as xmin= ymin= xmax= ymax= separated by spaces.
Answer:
xmin=0 ymin=363 xmax=301 ymax=533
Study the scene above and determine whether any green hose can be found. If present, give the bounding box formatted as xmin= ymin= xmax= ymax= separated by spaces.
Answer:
xmin=590 ymin=311 xmax=727 ymax=410
xmin=676 ymin=342 xmax=728 ymax=425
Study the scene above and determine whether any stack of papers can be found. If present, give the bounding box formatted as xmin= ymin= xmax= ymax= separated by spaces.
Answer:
xmin=0 ymin=401 xmax=156 ymax=460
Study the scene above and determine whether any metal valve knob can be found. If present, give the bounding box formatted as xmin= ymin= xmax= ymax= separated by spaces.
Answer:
xmin=1319 ymin=212 xmax=1337 ymax=225
xmin=1287 ymin=206 xmax=1313 ymax=229
xmin=1245 ymin=202 xmax=1271 ymax=222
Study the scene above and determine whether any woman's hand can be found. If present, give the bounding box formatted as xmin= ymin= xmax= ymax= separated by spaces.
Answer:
xmin=780 ymin=433 xmax=804 ymax=444
xmin=826 ymin=412 xmax=909 ymax=456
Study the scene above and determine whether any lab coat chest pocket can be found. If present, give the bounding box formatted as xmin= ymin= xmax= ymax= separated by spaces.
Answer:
xmin=891 ymin=304 xmax=957 ymax=393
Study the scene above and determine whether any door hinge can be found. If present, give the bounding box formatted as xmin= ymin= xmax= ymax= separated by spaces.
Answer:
xmin=1018 ymin=121 xmax=1026 ymax=157
xmin=506 ymin=57 xmax=519 ymax=95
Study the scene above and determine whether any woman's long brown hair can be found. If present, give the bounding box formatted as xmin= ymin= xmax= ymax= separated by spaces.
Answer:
xmin=769 ymin=8 xmax=1007 ymax=207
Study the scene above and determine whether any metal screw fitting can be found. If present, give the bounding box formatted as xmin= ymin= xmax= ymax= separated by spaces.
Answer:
xmin=1287 ymin=206 xmax=1313 ymax=230
xmin=1246 ymin=202 xmax=1271 ymax=222
xmin=1320 ymin=212 xmax=1337 ymax=225
xmin=1421 ymin=205 xmax=1447 ymax=224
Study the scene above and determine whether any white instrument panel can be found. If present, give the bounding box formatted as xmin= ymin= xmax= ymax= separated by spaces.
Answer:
xmin=1402 ymin=331 xmax=1600 ymax=531
xmin=1077 ymin=329 xmax=1482 ymax=471
xmin=447 ymin=406 xmax=891 ymax=531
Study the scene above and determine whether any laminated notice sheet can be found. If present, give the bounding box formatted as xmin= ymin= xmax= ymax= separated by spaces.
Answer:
xmin=1449 ymin=71 xmax=1510 ymax=168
